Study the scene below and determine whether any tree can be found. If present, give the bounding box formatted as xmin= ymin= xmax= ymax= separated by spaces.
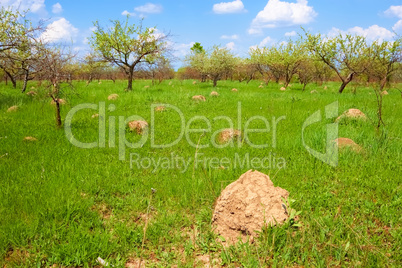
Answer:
xmin=34 ymin=46 xmax=75 ymax=127
xmin=366 ymin=37 xmax=402 ymax=129
xmin=190 ymin=42 xmax=205 ymax=54
xmin=0 ymin=7 xmax=44 ymax=92
xmin=185 ymin=45 xmax=236 ymax=87
xmin=249 ymin=40 xmax=305 ymax=87
xmin=90 ymin=18 xmax=169 ymax=91
xmin=304 ymin=30 xmax=368 ymax=93
xmin=208 ymin=46 xmax=236 ymax=87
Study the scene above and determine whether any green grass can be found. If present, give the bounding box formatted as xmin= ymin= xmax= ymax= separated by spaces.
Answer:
xmin=0 ymin=79 xmax=401 ymax=267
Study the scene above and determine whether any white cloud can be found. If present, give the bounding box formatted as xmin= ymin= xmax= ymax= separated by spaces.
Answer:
xmin=221 ymin=34 xmax=239 ymax=40
xmin=40 ymin=18 xmax=79 ymax=43
xmin=249 ymin=0 xmax=317 ymax=34
xmin=122 ymin=10 xmax=135 ymax=16
xmin=225 ymin=42 xmax=235 ymax=51
xmin=328 ymin=25 xmax=394 ymax=42
xmin=285 ymin=30 xmax=297 ymax=37
xmin=213 ymin=0 xmax=246 ymax=14
xmin=393 ymin=20 xmax=402 ymax=33
xmin=52 ymin=2 xmax=62 ymax=14
xmin=134 ymin=3 xmax=163 ymax=14
xmin=259 ymin=36 xmax=274 ymax=47
xmin=172 ymin=42 xmax=195 ymax=58
xmin=384 ymin=5 xmax=402 ymax=19
xmin=0 ymin=0 xmax=45 ymax=13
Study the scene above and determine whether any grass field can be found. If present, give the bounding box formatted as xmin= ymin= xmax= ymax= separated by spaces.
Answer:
xmin=0 ymin=79 xmax=401 ymax=267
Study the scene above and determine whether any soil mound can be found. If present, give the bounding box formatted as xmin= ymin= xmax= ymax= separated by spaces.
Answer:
xmin=333 ymin=137 xmax=362 ymax=153
xmin=336 ymin=108 xmax=367 ymax=122
xmin=231 ymin=88 xmax=238 ymax=92
xmin=108 ymin=94 xmax=119 ymax=100
xmin=128 ymin=120 xmax=148 ymax=134
xmin=381 ymin=90 xmax=389 ymax=95
xmin=23 ymin=136 xmax=37 ymax=142
xmin=210 ymin=91 xmax=219 ymax=97
xmin=217 ymin=129 xmax=242 ymax=144
xmin=310 ymin=90 xmax=318 ymax=94
xmin=26 ymin=91 xmax=37 ymax=96
xmin=154 ymin=105 xmax=166 ymax=112
xmin=192 ymin=95 xmax=206 ymax=101
xmin=50 ymin=99 xmax=66 ymax=105
xmin=280 ymin=87 xmax=286 ymax=91
xmin=212 ymin=170 xmax=289 ymax=244
xmin=7 ymin=106 xmax=18 ymax=112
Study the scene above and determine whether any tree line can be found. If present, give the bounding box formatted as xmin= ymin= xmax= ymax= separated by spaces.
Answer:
xmin=1 ymin=7 xmax=402 ymax=96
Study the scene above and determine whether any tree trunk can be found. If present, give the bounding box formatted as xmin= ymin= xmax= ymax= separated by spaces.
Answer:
xmin=21 ymin=69 xmax=30 ymax=93
xmin=338 ymin=73 xmax=354 ymax=93
xmin=213 ymin=75 xmax=218 ymax=87
xmin=4 ymin=70 xmax=16 ymax=88
xmin=55 ymin=101 xmax=62 ymax=128
xmin=302 ymin=83 xmax=307 ymax=91
xmin=127 ymin=67 xmax=134 ymax=91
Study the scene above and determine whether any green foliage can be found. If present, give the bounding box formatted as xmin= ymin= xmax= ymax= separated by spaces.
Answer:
xmin=90 ymin=18 xmax=168 ymax=90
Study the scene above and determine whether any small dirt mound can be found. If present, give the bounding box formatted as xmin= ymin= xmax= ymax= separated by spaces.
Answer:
xmin=310 ymin=90 xmax=318 ymax=94
xmin=217 ymin=129 xmax=242 ymax=144
xmin=144 ymin=85 xmax=150 ymax=89
xmin=26 ymin=91 xmax=37 ymax=96
xmin=108 ymin=94 xmax=119 ymax=100
xmin=231 ymin=88 xmax=238 ymax=92
xmin=335 ymin=108 xmax=367 ymax=122
xmin=192 ymin=95 xmax=206 ymax=101
xmin=280 ymin=87 xmax=286 ymax=91
xmin=210 ymin=91 xmax=219 ymax=97
xmin=98 ymin=81 xmax=102 ymax=85
xmin=154 ymin=105 xmax=166 ymax=112
xmin=128 ymin=120 xmax=149 ymax=134
xmin=381 ymin=90 xmax=389 ymax=95
xmin=324 ymin=86 xmax=328 ymax=90
xmin=50 ymin=99 xmax=66 ymax=105
xmin=91 ymin=113 xmax=99 ymax=119
xmin=258 ymin=85 xmax=263 ymax=88
xmin=23 ymin=136 xmax=37 ymax=142
xmin=192 ymin=81 xmax=197 ymax=85
xmin=7 ymin=106 xmax=18 ymax=112
xmin=212 ymin=170 xmax=289 ymax=244
xmin=333 ymin=137 xmax=362 ymax=153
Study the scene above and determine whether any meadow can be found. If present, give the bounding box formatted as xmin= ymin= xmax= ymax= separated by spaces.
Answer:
xmin=0 ymin=79 xmax=401 ymax=267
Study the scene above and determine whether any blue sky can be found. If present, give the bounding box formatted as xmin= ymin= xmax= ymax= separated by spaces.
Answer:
xmin=1 ymin=0 xmax=402 ymax=66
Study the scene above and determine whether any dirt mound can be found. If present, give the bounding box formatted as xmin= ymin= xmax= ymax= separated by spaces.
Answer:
xmin=108 ymin=94 xmax=119 ymax=100
xmin=128 ymin=120 xmax=148 ymax=134
xmin=280 ymin=87 xmax=286 ymax=91
xmin=324 ymin=86 xmax=328 ymax=90
xmin=192 ymin=81 xmax=197 ymax=85
xmin=310 ymin=90 xmax=318 ymax=94
xmin=333 ymin=137 xmax=362 ymax=153
xmin=381 ymin=90 xmax=389 ymax=95
xmin=212 ymin=170 xmax=289 ymax=244
xmin=23 ymin=136 xmax=37 ymax=142
xmin=336 ymin=108 xmax=367 ymax=122
xmin=192 ymin=95 xmax=206 ymax=101
xmin=7 ymin=106 xmax=18 ymax=112
xmin=50 ymin=98 xmax=66 ymax=105
xmin=91 ymin=113 xmax=99 ymax=119
xmin=26 ymin=91 xmax=37 ymax=96
xmin=217 ymin=129 xmax=242 ymax=144
xmin=231 ymin=88 xmax=238 ymax=92
xmin=210 ymin=91 xmax=219 ymax=97
xmin=258 ymin=85 xmax=263 ymax=88
xmin=154 ymin=105 xmax=166 ymax=112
